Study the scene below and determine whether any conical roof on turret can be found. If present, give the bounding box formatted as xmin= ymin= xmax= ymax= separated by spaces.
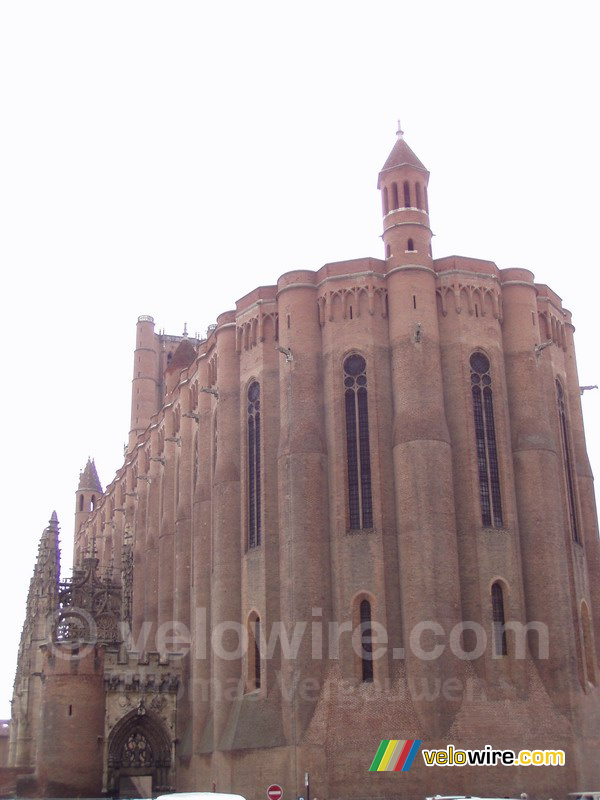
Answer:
xmin=378 ymin=123 xmax=429 ymax=185
xmin=78 ymin=458 xmax=103 ymax=493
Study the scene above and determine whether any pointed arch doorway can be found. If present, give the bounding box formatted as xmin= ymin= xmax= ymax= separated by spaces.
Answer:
xmin=107 ymin=709 xmax=172 ymax=798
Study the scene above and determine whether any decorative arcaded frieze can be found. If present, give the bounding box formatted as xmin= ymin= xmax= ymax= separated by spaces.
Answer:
xmin=236 ymin=311 xmax=279 ymax=351
xmin=436 ymin=283 xmax=502 ymax=320
xmin=317 ymin=284 xmax=388 ymax=324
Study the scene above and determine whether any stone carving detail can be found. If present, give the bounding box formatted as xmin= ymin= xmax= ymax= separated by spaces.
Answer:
xmin=121 ymin=529 xmax=134 ymax=626
xmin=54 ymin=554 xmax=123 ymax=646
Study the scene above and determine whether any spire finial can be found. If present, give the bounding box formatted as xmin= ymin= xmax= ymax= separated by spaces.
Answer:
xmin=183 ymin=322 xmax=188 ymax=337
xmin=396 ymin=120 xmax=404 ymax=139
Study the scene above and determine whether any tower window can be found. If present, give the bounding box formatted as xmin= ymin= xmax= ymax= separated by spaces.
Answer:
xmin=470 ymin=352 xmax=503 ymax=527
xmin=79 ymin=495 xmax=84 ymax=512
xmin=382 ymin=186 xmax=389 ymax=216
xmin=391 ymin=182 xmax=399 ymax=210
xmin=556 ymin=380 xmax=580 ymax=543
xmin=385 ymin=244 xmax=391 ymax=259
xmin=360 ymin=599 xmax=374 ymax=682
xmin=415 ymin=182 xmax=422 ymax=209
xmin=407 ymin=238 xmax=414 ymax=251
xmin=491 ymin=583 xmax=507 ymax=656
xmin=247 ymin=381 xmax=262 ymax=548
xmin=403 ymin=180 xmax=411 ymax=207
xmin=344 ymin=355 xmax=373 ymax=529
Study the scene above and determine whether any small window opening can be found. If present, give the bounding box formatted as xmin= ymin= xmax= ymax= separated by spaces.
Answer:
xmin=413 ymin=295 xmax=417 ymax=310
xmin=407 ymin=238 xmax=414 ymax=251
xmin=287 ymin=314 xmax=291 ymax=329
xmin=415 ymin=183 xmax=422 ymax=209
xmin=475 ymin=304 xmax=479 ymax=318
xmin=349 ymin=305 xmax=353 ymax=320
xmin=492 ymin=583 xmax=507 ymax=657
xmin=68 ymin=704 xmax=73 ymax=716
xmin=360 ymin=599 xmax=374 ymax=682
xmin=385 ymin=244 xmax=391 ymax=259
xmin=391 ymin=182 xmax=399 ymax=210
xmin=403 ymin=181 xmax=411 ymax=207
xmin=382 ymin=186 xmax=389 ymax=216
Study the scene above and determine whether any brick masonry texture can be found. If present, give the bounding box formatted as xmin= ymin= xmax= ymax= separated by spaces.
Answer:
xmin=8 ymin=129 xmax=600 ymax=800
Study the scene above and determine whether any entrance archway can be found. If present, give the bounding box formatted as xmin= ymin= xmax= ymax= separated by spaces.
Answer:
xmin=107 ymin=709 xmax=172 ymax=797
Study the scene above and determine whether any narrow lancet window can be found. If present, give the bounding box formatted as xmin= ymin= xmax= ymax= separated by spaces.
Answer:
xmin=247 ymin=381 xmax=261 ymax=547
xmin=360 ymin=599 xmax=374 ymax=682
xmin=470 ymin=352 xmax=503 ymax=527
xmin=344 ymin=355 xmax=373 ymax=529
xmin=391 ymin=182 xmax=399 ymax=210
xmin=491 ymin=582 xmax=507 ymax=656
xmin=403 ymin=180 xmax=411 ymax=207
xmin=556 ymin=380 xmax=580 ymax=543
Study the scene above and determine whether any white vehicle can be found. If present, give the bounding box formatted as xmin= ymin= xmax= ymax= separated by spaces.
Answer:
xmin=156 ymin=793 xmax=247 ymax=800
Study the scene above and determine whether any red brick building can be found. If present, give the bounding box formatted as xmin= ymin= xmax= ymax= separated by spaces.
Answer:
xmin=10 ymin=127 xmax=600 ymax=799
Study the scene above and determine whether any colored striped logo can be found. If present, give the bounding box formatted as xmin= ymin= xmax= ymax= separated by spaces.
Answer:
xmin=369 ymin=739 xmax=422 ymax=772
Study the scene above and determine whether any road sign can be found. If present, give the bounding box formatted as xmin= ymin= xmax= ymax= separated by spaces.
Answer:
xmin=267 ymin=784 xmax=283 ymax=800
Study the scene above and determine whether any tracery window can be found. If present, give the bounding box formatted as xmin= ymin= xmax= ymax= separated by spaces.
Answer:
xmin=247 ymin=381 xmax=262 ymax=548
xmin=122 ymin=732 xmax=153 ymax=768
xmin=491 ymin=582 xmax=507 ymax=656
xmin=470 ymin=352 xmax=503 ymax=527
xmin=344 ymin=355 xmax=373 ymax=530
xmin=556 ymin=380 xmax=580 ymax=543
xmin=360 ymin=599 xmax=374 ymax=682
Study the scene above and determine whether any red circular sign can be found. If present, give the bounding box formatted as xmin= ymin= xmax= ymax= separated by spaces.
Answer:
xmin=267 ymin=785 xmax=283 ymax=800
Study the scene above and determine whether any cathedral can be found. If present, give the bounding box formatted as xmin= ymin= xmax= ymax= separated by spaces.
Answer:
xmin=8 ymin=127 xmax=600 ymax=800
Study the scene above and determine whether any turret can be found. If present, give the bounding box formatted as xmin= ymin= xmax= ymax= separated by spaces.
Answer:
xmin=129 ymin=314 xmax=160 ymax=451
xmin=380 ymin=126 xmax=464 ymax=734
xmin=10 ymin=513 xmax=61 ymax=769
xmin=378 ymin=121 xmax=432 ymax=269
xmin=74 ymin=459 xmax=102 ymax=558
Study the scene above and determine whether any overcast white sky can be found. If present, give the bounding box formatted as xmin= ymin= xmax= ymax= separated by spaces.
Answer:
xmin=0 ymin=1 xmax=598 ymax=719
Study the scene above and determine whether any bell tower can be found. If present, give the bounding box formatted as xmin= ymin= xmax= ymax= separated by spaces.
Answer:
xmin=378 ymin=121 xmax=432 ymax=268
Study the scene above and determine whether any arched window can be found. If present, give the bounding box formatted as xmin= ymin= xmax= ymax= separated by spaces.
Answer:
xmin=385 ymin=244 xmax=391 ymax=259
xmin=91 ymin=495 xmax=96 ymax=510
xmin=247 ymin=382 xmax=261 ymax=548
xmin=415 ymin=182 xmax=422 ymax=209
xmin=556 ymin=380 xmax=580 ymax=543
xmin=407 ymin=238 xmax=414 ymax=251
xmin=247 ymin=614 xmax=261 ymax=690
xmin=382 ymin=186 xmax=389 ymax=216
xmin=491 ymin=582 xmax=507 ymax=656
xmin=360 ymin=599 xmax=374 ymax=682
xmin=403 ymin=180 xmax=411 ymax=207
xmin=391 ymin=182 xmax=399 ymax=210
xmin=424 ymin=185 xmax=429 ymax=213
xmin=79 ymin=495 xmax=84 ymax=512
xmin=344 ymin=355 xmax=373 ymax=529
xmin=470 ymin=352 xmax=503 ymax=527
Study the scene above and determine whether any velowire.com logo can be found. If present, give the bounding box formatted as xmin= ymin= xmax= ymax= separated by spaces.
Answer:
xmin=369 ymin=739 xmax=423 ymax=772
